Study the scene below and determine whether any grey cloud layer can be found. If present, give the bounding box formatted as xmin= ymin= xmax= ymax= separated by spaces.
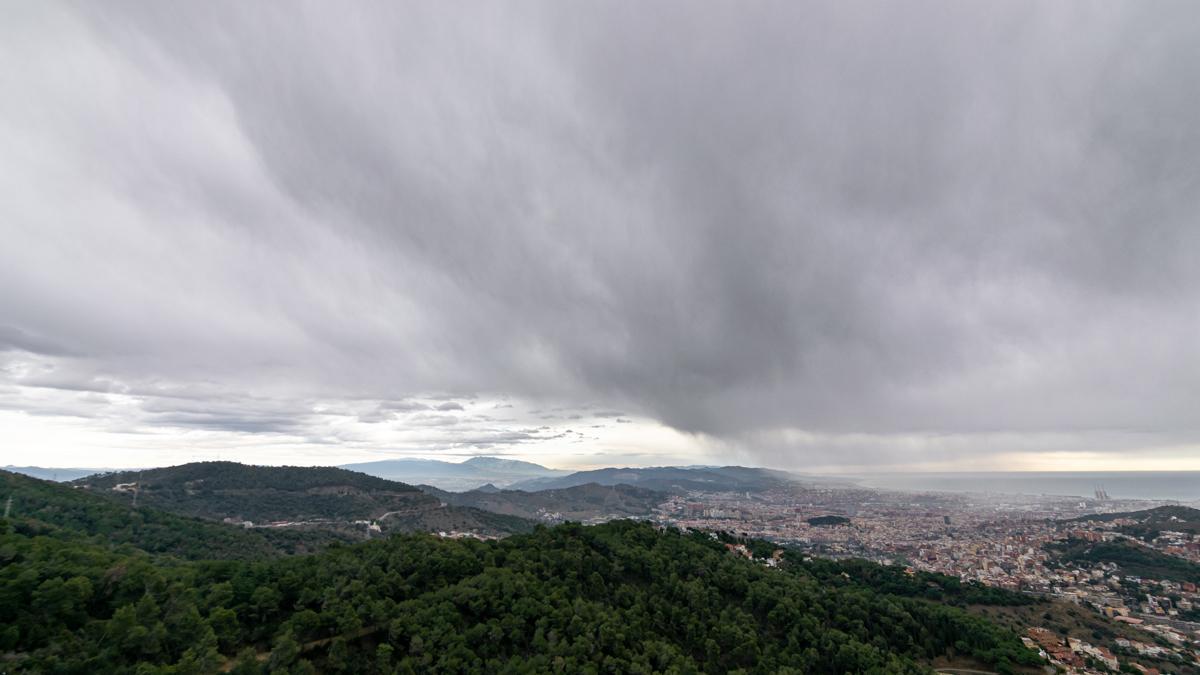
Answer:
xmin=2 ymin=1 xmax=1199 ymax=464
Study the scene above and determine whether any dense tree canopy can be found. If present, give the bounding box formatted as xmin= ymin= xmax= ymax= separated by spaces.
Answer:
xmin=1048 ymin=537 xmax=1200 ymax=584
xmin=75 ymin=462 xmax=534 ymax=538
xmin=1 ymin=469 xmax=298 ymax=560
xmin=0 ymin=470 xmax=1043 ymax=673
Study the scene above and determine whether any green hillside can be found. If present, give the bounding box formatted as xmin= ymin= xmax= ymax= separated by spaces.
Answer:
xmin=1071 ymin=505 xmax=1200 ymax=542
xmin=77 ymin=462 xmax=435 ymax=523
xmin=0 ymin=472 xmax=1044 ymax=673
xmin=0 ymin=469 xmax=300 ymax=560
xmin=76 ymin=462 xmax=533 ymax=538
xmin=1072 ymin=505 xmax=1200 ymax=524
xmin=1048 ymin=537 xmax=1200 ymax=584
xmin=420 ymin=482 xmax=666 ymax=522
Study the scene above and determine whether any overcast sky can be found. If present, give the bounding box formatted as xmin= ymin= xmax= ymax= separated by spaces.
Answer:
xmin=3 ymin=2 xmax=1199 ymax=472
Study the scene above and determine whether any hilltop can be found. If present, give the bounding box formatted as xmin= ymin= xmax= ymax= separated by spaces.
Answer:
xmin=1072 ymin=505 xmax=1200 ymax=525
xmin=78 ymin=462 xmax=433 ymax=523
xmin=76 ymin=462 xmax=533 ymax=538
xmin=1072 ymin=505 xmax=1200 ymax=541
xmin=340 ymin=456 xmax=567 ymax=491
xmin=0 ymin=469 xmax=302 ymax=559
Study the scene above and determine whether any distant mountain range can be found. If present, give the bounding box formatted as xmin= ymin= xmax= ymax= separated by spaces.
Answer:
xmin=341 ymin=457 xmax=841 ymax=495
xmin=56 ymin=459 xmax=826 ymax=533
xmin=3 ymin=465 xmax=105 ymax=482
xmin=340 ymin=456 xmax=568 ymax=490
xmin=507 ymin=464 xmax=815 ymax=493
xmin=14 ymin=458 xmax=837 ymax=498
xmin=76 ymin=461 xmax=534 ymax=538
xmin=419 ymin=482 xmax=666 ymax=523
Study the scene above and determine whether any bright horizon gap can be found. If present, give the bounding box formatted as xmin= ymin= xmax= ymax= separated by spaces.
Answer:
xmin=9 ymin=457 xmax=1200 ymax=475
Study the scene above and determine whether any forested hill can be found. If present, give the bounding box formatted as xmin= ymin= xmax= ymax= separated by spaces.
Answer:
xmin=1071 ymin=505 xmax=1200 ymax=538
xmin=339 ymin=456 xmax=567 ymax=491
xmin=0 ymin=481 xmax=1045 ymax=674
xmin=74 ymin=461 xmax=534 ymax=537
xmin=76 ymin=462 xmax=433 ymax=523
xmin=0 ymin=469 xmax=295 ymax=559
xmin=419 ymin=482 xmax=666 ymax=522
xmin=1047 ymin=538 xmax=1200 ymax=584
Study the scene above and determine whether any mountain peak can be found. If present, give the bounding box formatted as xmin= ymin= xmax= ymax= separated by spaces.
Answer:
xmin=461 ymin=456 xmax=550 ymax=471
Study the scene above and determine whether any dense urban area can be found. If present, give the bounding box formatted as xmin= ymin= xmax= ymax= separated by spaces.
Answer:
xmin=655 ymin=483 xmax=1200 ymax=674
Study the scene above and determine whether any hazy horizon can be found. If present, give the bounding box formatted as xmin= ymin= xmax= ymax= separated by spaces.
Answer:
xmin=10 ymin=455 xmax=1200 ymax=477
xmin=10 ymin=457 xmax=1200 ymax=502
xmin=4 ymin=2 xmax=1200 ymax=473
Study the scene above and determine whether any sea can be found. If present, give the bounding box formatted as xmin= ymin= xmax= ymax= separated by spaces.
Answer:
xmin=852 ymin=471 xmax=1200 ymax=502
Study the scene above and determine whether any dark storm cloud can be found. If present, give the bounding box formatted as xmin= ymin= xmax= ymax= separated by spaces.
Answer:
xmin=0 ymin=325 xmax=78 ymax=357
xmin=145 ymin=412 xmax=301 ymax=435
xmin=2 ymin=1 xmax=1199 ymax=466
